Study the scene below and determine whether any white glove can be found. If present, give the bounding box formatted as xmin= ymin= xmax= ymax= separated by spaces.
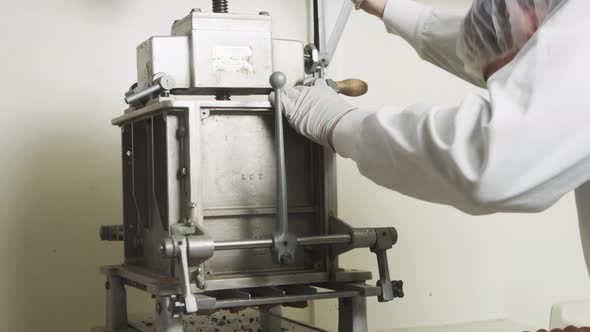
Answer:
xmin=269 ymin=79 xmax=358 ymax=148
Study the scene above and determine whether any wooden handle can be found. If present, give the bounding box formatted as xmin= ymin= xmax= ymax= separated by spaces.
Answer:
xmin=335 ymin=79 xmax=368 ymax=97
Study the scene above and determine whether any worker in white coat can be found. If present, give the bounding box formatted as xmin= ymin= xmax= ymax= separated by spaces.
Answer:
xmin=271 ymin=0 xmax=590 ymax=273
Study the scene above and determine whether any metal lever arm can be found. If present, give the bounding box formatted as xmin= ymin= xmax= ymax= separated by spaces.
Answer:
xmin=326 ymin=0 xmax=354 ymax=64
xmin=160 ymin=225 xmax=215 ymax=314
xmin=371 ymin=228 xmax=404 ymax=302
xmin=309 ymin=0 xmax=354 ymax=75
xmin=270 ymin=72 xmax=297 ymax=265
xmin=174 ymin=235 xmax=198 ymax=313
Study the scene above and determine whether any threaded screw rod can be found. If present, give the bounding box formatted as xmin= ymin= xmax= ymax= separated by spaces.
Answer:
xmin=212 ymin=0 xmax=228 ymax=13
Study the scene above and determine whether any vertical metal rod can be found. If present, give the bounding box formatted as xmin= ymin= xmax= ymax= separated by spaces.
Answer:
xmin=317 ymin=0 xmax=327 ymax=59
xmin=105 ymin=275 xmax=128 ymax=331
xmin=313 ymin=0 xmax=320 ymax=48
xmin=269 ymin=72 xmax=297 ymax=265
xmin=327 ymin=0 xmax=354 ymax=63
xmin=271 ymin=73 xmax=288 ymax=235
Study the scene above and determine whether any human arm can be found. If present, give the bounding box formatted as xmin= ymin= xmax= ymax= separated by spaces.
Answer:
xmin=274 ymin=1 xmax=590 ymax=215
xmin=365 ymin=0 xmax=486 ymax=87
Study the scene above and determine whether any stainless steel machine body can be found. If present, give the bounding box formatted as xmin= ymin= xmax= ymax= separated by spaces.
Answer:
xmin=99 ymin=3 xmax=403 ymax=331
xmin=137 ymin=11 xmax=273 ymax=92
xmin=112 ymin=98 xmax=363 ymax=288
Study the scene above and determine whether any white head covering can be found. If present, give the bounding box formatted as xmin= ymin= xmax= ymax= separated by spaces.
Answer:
xmin=458 ymin=0 xmax=565 ymax=78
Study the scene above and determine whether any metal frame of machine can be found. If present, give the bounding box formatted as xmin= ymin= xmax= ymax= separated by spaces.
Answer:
xmin=97 ymin=1 xmax=403 ymax=331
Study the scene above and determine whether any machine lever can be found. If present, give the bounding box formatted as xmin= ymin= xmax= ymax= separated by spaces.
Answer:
xmin=371 ymin=228 xmax=404 ymax=302
xmin=302 ymin=78 xmax=369 ymax=97
xmin=124 ymin=74 xmax=176 ymax=106
xmin=160 ymin=227 xmax=214 ymax=314
xmin=173 ymin=235 xmax=199 ymax=313
xmin=270 ymin=72 xmax=298 ymax=265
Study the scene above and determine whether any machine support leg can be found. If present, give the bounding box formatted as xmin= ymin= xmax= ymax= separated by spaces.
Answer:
xmin=154 ymin=296 xmax=184 ymax=332
xmin=338 ymin=296 xmax=367 ymax=332
xmin=260 ymin=306 xmax=283 ymax=331
xmin=105 ymin=275 xmax=128 ymax=331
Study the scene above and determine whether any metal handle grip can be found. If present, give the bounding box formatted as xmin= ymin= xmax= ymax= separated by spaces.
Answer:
xmin=303 ymin=78 xmax=369 ymax=97
xmin=270 ymin=72 xmax=297 ymax=265
xmin=332 ymin=79 xmax=368 ymax=97
xmin=271 ymin=72 xmax=288 ymax=237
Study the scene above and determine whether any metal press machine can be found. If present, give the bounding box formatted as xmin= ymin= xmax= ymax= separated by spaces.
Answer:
xmin=98 ymin=1 xmax=403 ymax=331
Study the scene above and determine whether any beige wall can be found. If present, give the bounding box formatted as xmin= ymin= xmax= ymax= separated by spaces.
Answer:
xmin=1 ymin=0 xmax=589 ymax=331
xmin=312 ymin=0 xmax=590 ymax=331
xmin=0 ymin=1 xmax=309 ymax=331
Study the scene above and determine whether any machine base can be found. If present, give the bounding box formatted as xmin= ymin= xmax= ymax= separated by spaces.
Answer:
xmin=94 ymin=308 xmax=327 ymax=332
xmin=99 ymin=265 xmax=378 ymax=332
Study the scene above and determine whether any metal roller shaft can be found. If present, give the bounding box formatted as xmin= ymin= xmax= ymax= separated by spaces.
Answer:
xmin=214 ymin=234 xmax=352 ymax=251
xmin=124 ymin=74 xmax=175 ymax=106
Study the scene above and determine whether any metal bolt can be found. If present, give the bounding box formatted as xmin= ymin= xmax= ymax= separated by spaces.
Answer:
xmin=182 ymin=218 xmax=192 ymax=226
xmin=105 ymin=281 xmax=111 ymax=290
xmin=160 ymin=238 xmax=175 ymax=257
xmin=177 ymin=127 xmax=186 ymax=138
xmin=279 ymin=252 xmax=293 ymax=265
xmin=191 ymin=8 xmax=202 ymax=13
xmin=194 ymin=268 xmax=208 ymax=290
xmin=259 ymin=11 xmax=270 ymax=16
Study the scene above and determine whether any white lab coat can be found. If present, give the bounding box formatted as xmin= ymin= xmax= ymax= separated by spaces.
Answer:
xmin=333 ymin=0 xmax=590 ymax=274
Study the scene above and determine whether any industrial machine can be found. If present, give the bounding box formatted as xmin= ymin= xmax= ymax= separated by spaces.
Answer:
xmin=97 ymin=1 xmax=403 ymax=331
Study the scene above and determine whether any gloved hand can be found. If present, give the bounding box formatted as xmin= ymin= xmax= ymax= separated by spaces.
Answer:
xmin=269 ymin=79 xmax=358 ymax=149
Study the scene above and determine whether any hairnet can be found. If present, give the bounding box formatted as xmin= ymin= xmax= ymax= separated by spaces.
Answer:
xmin=458 ymin=0 xmax=565 ymax=78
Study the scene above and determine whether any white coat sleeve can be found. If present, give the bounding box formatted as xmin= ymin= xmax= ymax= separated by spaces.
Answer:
xmin=333 ymin=0 xmax=590 ymax=215
xmin=382 ymin=0 xmax=486 ymax=87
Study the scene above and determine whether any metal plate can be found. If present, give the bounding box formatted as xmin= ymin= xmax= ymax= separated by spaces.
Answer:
xmin=200 ymin=112 xmax=314 ymax=209
xmin=114 ymin=100 xmax=336 ymax=289
xmin=199 ymin=110 xmax=325 ymax=278
xmin=172 ymin=12 xmax=273 ymax=89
